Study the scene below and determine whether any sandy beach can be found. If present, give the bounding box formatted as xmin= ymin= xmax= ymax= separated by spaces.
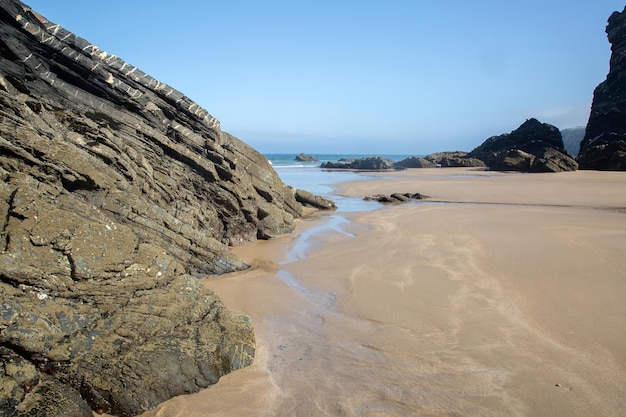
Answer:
xmin=141 ymin=168 xmax=626 ymax=417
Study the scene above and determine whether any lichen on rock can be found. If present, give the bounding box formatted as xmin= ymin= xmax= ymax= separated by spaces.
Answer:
xmin=0 ymin=1 xmax=332 ymax=415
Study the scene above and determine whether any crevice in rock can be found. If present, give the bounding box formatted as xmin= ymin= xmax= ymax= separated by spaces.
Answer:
xmin=253 ymin=185 xmax=274 ymax=203
xmin=0 ymin=340 xmax=43 ymax=372
xmin=60 ymin=173 xmax=99 ymax=192
xmin=1 ymin=187 xmax=17 ymax=251
xmin=65 ymin=253 xmax=80 ymax=282
xmin=214 ymin=163 xmax=233 ymax=181
xmin=0 ymin=137 xmax=41 ymax=168
xmin=84 ymin=111 xmax=122 ymax=131
xmin=158 ymin=137 xmax=218 ymax=183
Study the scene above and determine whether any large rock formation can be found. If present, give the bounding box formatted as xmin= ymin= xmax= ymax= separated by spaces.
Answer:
xmin=393 ymin=153 xmax=485 ymax=169
xmin=320 ymin=156 xmax=397 ymax=170
xmin=468 ymin=118 xmax=577 ymax=172
xmin=0 ymin=1 xmax=331 ymax=415
xmin=578 ymin=7 xmax=626 ymax=170
xmin=487 ymin=147 xmax=579 ymax=173
xmin=393 ymin=156 xmax=436 ymax=168
xmin=422 ymin=151 xmax=486 ymax=168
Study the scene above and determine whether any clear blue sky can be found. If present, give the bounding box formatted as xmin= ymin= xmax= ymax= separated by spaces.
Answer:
xmin=24 ymin=1 xmax=625 ymax=154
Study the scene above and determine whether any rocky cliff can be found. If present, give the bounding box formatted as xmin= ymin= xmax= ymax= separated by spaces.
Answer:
xmin=0 ymin=1 xmax=331 ymax=415
xmin=468 ymin=118 xmax=577 ymax=172
xmin=578 ymin=7 xmax=626 ymax=170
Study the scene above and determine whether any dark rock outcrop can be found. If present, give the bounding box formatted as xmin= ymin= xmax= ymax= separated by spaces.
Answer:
xmin=490 ymin=148 xmax=577 ymax=172
xmin=393 ymin=156 xmax=436 ymax=168
xmin=468 ymin=118 xmax=564 ymax=163
xmin=320 ymin=156 xmax=397 ymax=170
xmin=468 ymin=118 xmax=577 ymax=172
xmin=0 ymin=1 xmax=331 ymax=415
xmin=319 ymin=161 xmax=350 ymax=169
xmin=294 ymin=153 xmax=318 ymax=162
xmin=422 ymin=152 xmax=486 ymax=168
xmin=487 ymin=147 xmax=578 ymax=173
xmin=364 ymin=192 xmax=429 ymax=203
xmin=531 ymin=147 xmax=579 ymax=173
xmin=578 ymin=8 xmax=626 ymax=170
xmin=293 ymin=187 xmax=337 ymax=210
xmin=489 ymin=149 xmax=535 ymax=172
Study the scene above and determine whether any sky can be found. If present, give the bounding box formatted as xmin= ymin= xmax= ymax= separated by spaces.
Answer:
xmin=23 ymin=1 xmax=626 ymax=154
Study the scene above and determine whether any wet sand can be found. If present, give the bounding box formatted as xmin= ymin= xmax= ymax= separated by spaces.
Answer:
xmin=141 ymin=168 xmax=626 ymax=417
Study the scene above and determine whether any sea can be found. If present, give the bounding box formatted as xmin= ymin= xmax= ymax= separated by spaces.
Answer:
xmin=264 ymin=153 xmax=412 ymax=212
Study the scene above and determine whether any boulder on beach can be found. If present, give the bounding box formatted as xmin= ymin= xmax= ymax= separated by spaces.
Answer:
xmin=489 ymin=149 xmax=535 ymax=172
xmin=364 ymin=192 xmax=430 ymax=203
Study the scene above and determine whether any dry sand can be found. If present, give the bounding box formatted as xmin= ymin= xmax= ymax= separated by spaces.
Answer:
xmin=141 ymin=168 xmax=626 ymax=417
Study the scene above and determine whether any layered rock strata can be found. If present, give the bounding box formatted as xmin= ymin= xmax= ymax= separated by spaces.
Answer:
xmin=578 ymin=7 xmax=626 ymax=170
xmin=421 ymin=152 xmax=486 ymax=168
xmin=0 ymin=1 xmax=331 ymax=415
xmin=364 ymin=192 xmax=429 ymax=203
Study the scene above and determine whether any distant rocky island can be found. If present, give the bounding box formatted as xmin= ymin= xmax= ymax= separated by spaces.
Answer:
xmin=295 ymin=152 xmax=319 ymax=162
xmin=0 ymin=1 xmax=333 ymax=416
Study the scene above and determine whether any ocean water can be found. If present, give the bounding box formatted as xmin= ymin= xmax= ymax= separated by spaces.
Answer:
xmin=265 ymin=153 xmax=411 ymax=212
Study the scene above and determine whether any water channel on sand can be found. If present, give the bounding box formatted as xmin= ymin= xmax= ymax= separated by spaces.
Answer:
xmin=142 ymin=168 xmax=626 ymax=417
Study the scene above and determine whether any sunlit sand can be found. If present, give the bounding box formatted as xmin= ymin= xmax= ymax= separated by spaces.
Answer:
xmin=141 ymin=168 xmax=626 ymax=417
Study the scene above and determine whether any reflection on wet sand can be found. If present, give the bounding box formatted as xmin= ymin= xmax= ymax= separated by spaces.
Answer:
xmin=141 ymin=168 xmax=626 ymax=417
